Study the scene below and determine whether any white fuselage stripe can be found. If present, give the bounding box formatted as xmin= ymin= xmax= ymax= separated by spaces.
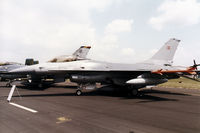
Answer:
xmin=9 ymin=102 xmax=38 ymax=113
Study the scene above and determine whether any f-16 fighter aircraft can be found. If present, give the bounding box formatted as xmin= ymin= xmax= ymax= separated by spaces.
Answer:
xmin=9 ymin=38 xmax=199 ymax=96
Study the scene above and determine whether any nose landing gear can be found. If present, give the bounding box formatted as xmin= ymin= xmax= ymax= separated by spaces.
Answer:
xmin=76 ymin=84 xmax=85 ymax=96
xmin=75 ymin=83 xmax=96 ymax=96
xmin=76 ymin=89 xmax=82 ymax=96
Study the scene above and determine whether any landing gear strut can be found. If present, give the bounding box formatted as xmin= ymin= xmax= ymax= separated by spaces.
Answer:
xmin=6 ymin=80 xmax=12 ymax=87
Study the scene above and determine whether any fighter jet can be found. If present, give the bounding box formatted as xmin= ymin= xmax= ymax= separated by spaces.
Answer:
xmin=8 ymin=38 xmax=198 ymax=96
xmin=0 ymin=62 xmax=25 ymax=82
xmin=178 ymin=60 xmax=200 ymax=80
xmin=0 ymin=60 xmax=39 ymax=86
xmin=0 ymin=46 xmax=91 ymax=86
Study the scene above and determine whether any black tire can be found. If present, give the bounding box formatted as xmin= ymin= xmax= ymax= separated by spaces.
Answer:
xmin=38 ymin=83 xmax=43 ymax=88
xmin=131 ymin=89 xmax=138 ymax=96
xmin=76 ymin=90 xmax=82 ymax=96
xmin=6 ymin=83 xmax=11 ymax=87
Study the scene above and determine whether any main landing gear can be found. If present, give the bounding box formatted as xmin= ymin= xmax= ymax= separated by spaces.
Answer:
xmin=76 ymin=84 xmax=85 ymax=96
xmin=131 ymin=89 xmax=138 ymax=96
xmin=127 ymin=85 xmax=139 ymax=96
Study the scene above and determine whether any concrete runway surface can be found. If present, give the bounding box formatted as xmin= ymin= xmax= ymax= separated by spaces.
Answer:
xmin=0 ymin=82 xmax=200 ymax=133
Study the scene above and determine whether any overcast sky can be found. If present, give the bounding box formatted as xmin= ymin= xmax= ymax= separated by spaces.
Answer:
xmin=0 ymin=0 xmax=200 ymax=66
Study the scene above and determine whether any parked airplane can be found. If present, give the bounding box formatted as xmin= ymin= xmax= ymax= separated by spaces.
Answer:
xmin=0 ymin=46 xmax=91 ymax=86
xmin=0 ymin=59 xmax=38 ymax=86
xmin=180 ymin=60 xmax=200 ymax=80
xmin=0 ymin=62 xmax=25 ymax=81
xmin=7 ymin=38 xmax=199 ymax=96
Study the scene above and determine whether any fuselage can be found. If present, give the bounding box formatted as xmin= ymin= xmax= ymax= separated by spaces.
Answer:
xmin=8 ymin=59 xmax=182 ymax=86
xmin=10 ymin=59 xmax=177 ymax=74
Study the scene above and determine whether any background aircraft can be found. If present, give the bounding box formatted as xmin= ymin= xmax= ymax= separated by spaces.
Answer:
xmin=8 ymin=38 xmax=199 ymax=96
xmin=179 ymin=60 xmax=200 ymax=81
xmin=0 ymin=59 xmax=39 ymax=86
xmin=0 ymin=46 xmax=91 ymax=86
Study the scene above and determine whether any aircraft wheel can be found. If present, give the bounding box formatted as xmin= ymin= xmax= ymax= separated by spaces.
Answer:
xmin=6 ymin=83 xmax=11 ymax=87
xmin=38 ymin=83 xmax=46 ymax=88
xmin=76 ymin=90 xmax=82 ymax=96
xmin=131 ymin=89 xmax=138 ymax=96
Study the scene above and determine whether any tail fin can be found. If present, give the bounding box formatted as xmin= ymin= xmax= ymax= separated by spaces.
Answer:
xmin=73 ymin=46 xmax=91 ymax=59
xmin=147 ymin=38 xmax=180 ymax=65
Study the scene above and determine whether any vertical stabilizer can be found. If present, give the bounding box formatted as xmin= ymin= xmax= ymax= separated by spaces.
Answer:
xmin=150 ymin=38 xmax=180 ymax=63
xmin=73 ymin=46 xmax=91 ymax=59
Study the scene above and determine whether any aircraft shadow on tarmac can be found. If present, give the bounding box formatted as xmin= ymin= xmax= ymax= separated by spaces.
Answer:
xmin=10 ymin=85 xmax=191 ymax=102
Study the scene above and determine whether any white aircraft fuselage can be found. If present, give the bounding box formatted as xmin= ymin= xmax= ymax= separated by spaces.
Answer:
xmin=3 ymin=38 xmax=195 ymax=96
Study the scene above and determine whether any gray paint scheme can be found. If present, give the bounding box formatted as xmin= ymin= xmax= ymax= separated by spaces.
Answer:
xmin=151 ymin=38 xmax=180 ymax=62
xmin=7 ymin=38 xmax=184 ymax=95
xmin=0 ymin=64 xmax=25 ymax=81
